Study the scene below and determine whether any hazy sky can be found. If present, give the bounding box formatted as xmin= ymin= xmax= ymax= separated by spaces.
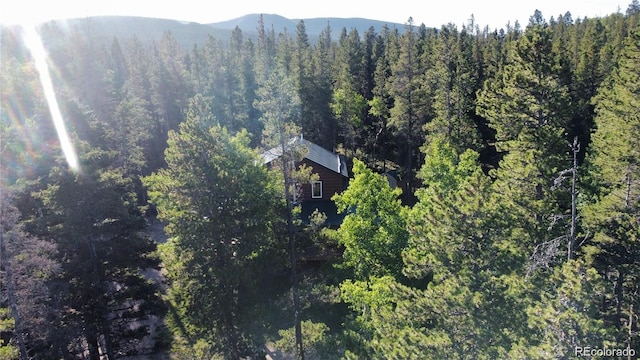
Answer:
xmin=0 ymin=0 xmax=630 ymax=29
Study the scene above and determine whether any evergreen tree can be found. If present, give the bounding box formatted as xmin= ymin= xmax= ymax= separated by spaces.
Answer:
xmin=572 ymin=18 xmax=606 ymax=152
xmin=476 ymin=21 xmax=578 ymax=354
xmin=121 ymin=37 xmax=158 ymax=169
xmin=332 ymin=28 xmax=367 ymax=157
xmin=515 ymin=260 xmax=612 ymax=359
xmin=150 ymin=31 xmax=190 ymax=136
xmin=254 ymin=68 xmax=306 ymax=359
xmin=477 ymin=23 xmax=573 ymax=259
xmin=0 ymin=31 xmax=57 ymax=183
xmin=388 ymin=18 xmax=431 ymax=203
xmin=1 ymin=188 xmax=59 ymax=359
xmin=144 ymin=95 xmax=281 ymax=358
xmin=200 ymin=32 xmax=251 ymax=133
xmin=293 ymin=21 xmax=316 ymax=141
xmin=368 ymin=26 xmax=396 ymax=171
xmin=276 ymin=29 xmax=296 ymax=78
xmin=308 ymin=23 xmax=336 ymax=149
xmin=30 ymin=148 xmax=163 ymax=359
xmin=583 ymin=26 xmax=640 ymax=350
xmin=240 ymin=29 xmax=261 ymax=141
xmin=425 ymin=23 xmax=481 ymax=153
xmin=106 ymin=94 xmax=153 ymax=175
xmin=226 ymin=27 xmax=253 ymax=132
xmin=330 ymin=87 xmax=366 ymax=159
xmin=254 ymin=14 xmax=277 ymax=84
xmin=399 ymin=139 xmax=515 ymax=358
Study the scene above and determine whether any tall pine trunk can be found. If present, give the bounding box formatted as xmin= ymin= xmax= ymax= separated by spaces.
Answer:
xmin=281 ymin=139 xmax=304 ymax=360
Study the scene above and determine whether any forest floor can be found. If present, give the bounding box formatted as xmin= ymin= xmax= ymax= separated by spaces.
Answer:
xmin=264 ymin=342 xmax=295 ymax=359
xmin=133 ymin=218 xmax=347 ymax=359
xmin=145 ymin=217 xmax=169 ymax=243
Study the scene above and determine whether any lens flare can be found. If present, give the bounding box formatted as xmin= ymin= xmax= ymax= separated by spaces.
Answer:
xmin=22 ymin=25 xmax=79 ymax=172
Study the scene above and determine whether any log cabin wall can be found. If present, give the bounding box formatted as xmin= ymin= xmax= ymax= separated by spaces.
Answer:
xmin=298 ymin=158 xmax=348 ymax=202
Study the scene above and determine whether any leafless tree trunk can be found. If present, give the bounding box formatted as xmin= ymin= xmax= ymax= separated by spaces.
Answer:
xmin=568 ymin=137 xmax=579 ymax=260
xmin=280 ymin=133 xmax=304 ymax=360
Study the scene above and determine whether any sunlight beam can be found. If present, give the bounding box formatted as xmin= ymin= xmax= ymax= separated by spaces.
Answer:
xmin=23 ymin=25 xmax=80 ymax=172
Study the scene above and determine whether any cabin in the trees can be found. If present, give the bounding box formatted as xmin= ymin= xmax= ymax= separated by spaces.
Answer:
xmin=261 ymin=136 xmax=349 ymax=226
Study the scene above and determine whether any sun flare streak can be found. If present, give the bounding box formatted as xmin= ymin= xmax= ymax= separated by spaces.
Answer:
xmin=23 ymin=25 xmax=80 ymax=172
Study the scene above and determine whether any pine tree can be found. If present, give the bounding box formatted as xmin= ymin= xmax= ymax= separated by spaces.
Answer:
xmin=388 ymin=18 xmax=431 ymax=203
xmin=121 ymin=38 xmax=157 ymax=164
xmin=477 ymin=23 xmax=573 ymax=259
xmin=400 ymin=139 xmax=515 ymax=358
xmin=425 ymin=23 xmax=481 ymax=153
xmin=583 ymin=26 xmax=640 ymax=351
xmin=149 ymin=31 xmax=189 ymax=135
xmin=339 ymin=140 xmax=516 ymax=358
xmin=475 ymin=21 xmax=579 ymax=353
xmin=226 ymin=26 xmax=253 ymax=133
xmin=307 ymin=23 xmax=336 ymax=149
xmin=1 ymin=188 xmax=60 ymax=359
xmin=254 ymin=68 xmax=306 ymax=359
xmin=516 ymin=260 xmax=611 ymax=359
xmin=572 ymin=18 xmax=606 ymax=151
xmin=368 ymin=26 xmax=396 ymax=171
xmin=254 ymin=14 xmax=277 ymax=84
xmin=31 ymin=148 xmax=163 ymax=359
xmin=332 ymin=28 xmax=367 ymax=157
xmin=144 ymin=95 xmax=281 ymax=358
xmin=293 ymin=21 xmax=317 ymax=142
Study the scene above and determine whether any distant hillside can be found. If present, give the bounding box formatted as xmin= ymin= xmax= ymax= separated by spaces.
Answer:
xmin=208 ymin=13 xmax=297 ymax=33
xmin=41 ymin=16 xmax=234 ymax=50
xmin=208 ymin=14 xmax=406 ymax=38
xmin=32 ymin=14 xmax=406 ymax=51
xmin=295 ymin=17 xmax=406 ymax=36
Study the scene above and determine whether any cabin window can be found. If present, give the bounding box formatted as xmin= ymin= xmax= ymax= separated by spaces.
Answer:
xmin=311 ymin=181 xmax=323 ymax=199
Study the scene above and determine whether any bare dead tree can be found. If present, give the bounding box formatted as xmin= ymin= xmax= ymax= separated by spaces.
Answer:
xmin=528 ymin=137 xmax=582 ymax=276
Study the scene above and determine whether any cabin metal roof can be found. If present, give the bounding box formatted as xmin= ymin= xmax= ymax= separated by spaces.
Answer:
xmin=261 ymin=136 xmax=349 ymax=177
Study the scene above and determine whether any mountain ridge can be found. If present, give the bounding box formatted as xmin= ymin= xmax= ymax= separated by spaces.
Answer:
xmin=206 ymin=13 xmax=406 ymax=37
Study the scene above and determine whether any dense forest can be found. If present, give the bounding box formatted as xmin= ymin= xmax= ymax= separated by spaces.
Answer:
xmin=1 ymin=3 xmax=640 ymax=359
